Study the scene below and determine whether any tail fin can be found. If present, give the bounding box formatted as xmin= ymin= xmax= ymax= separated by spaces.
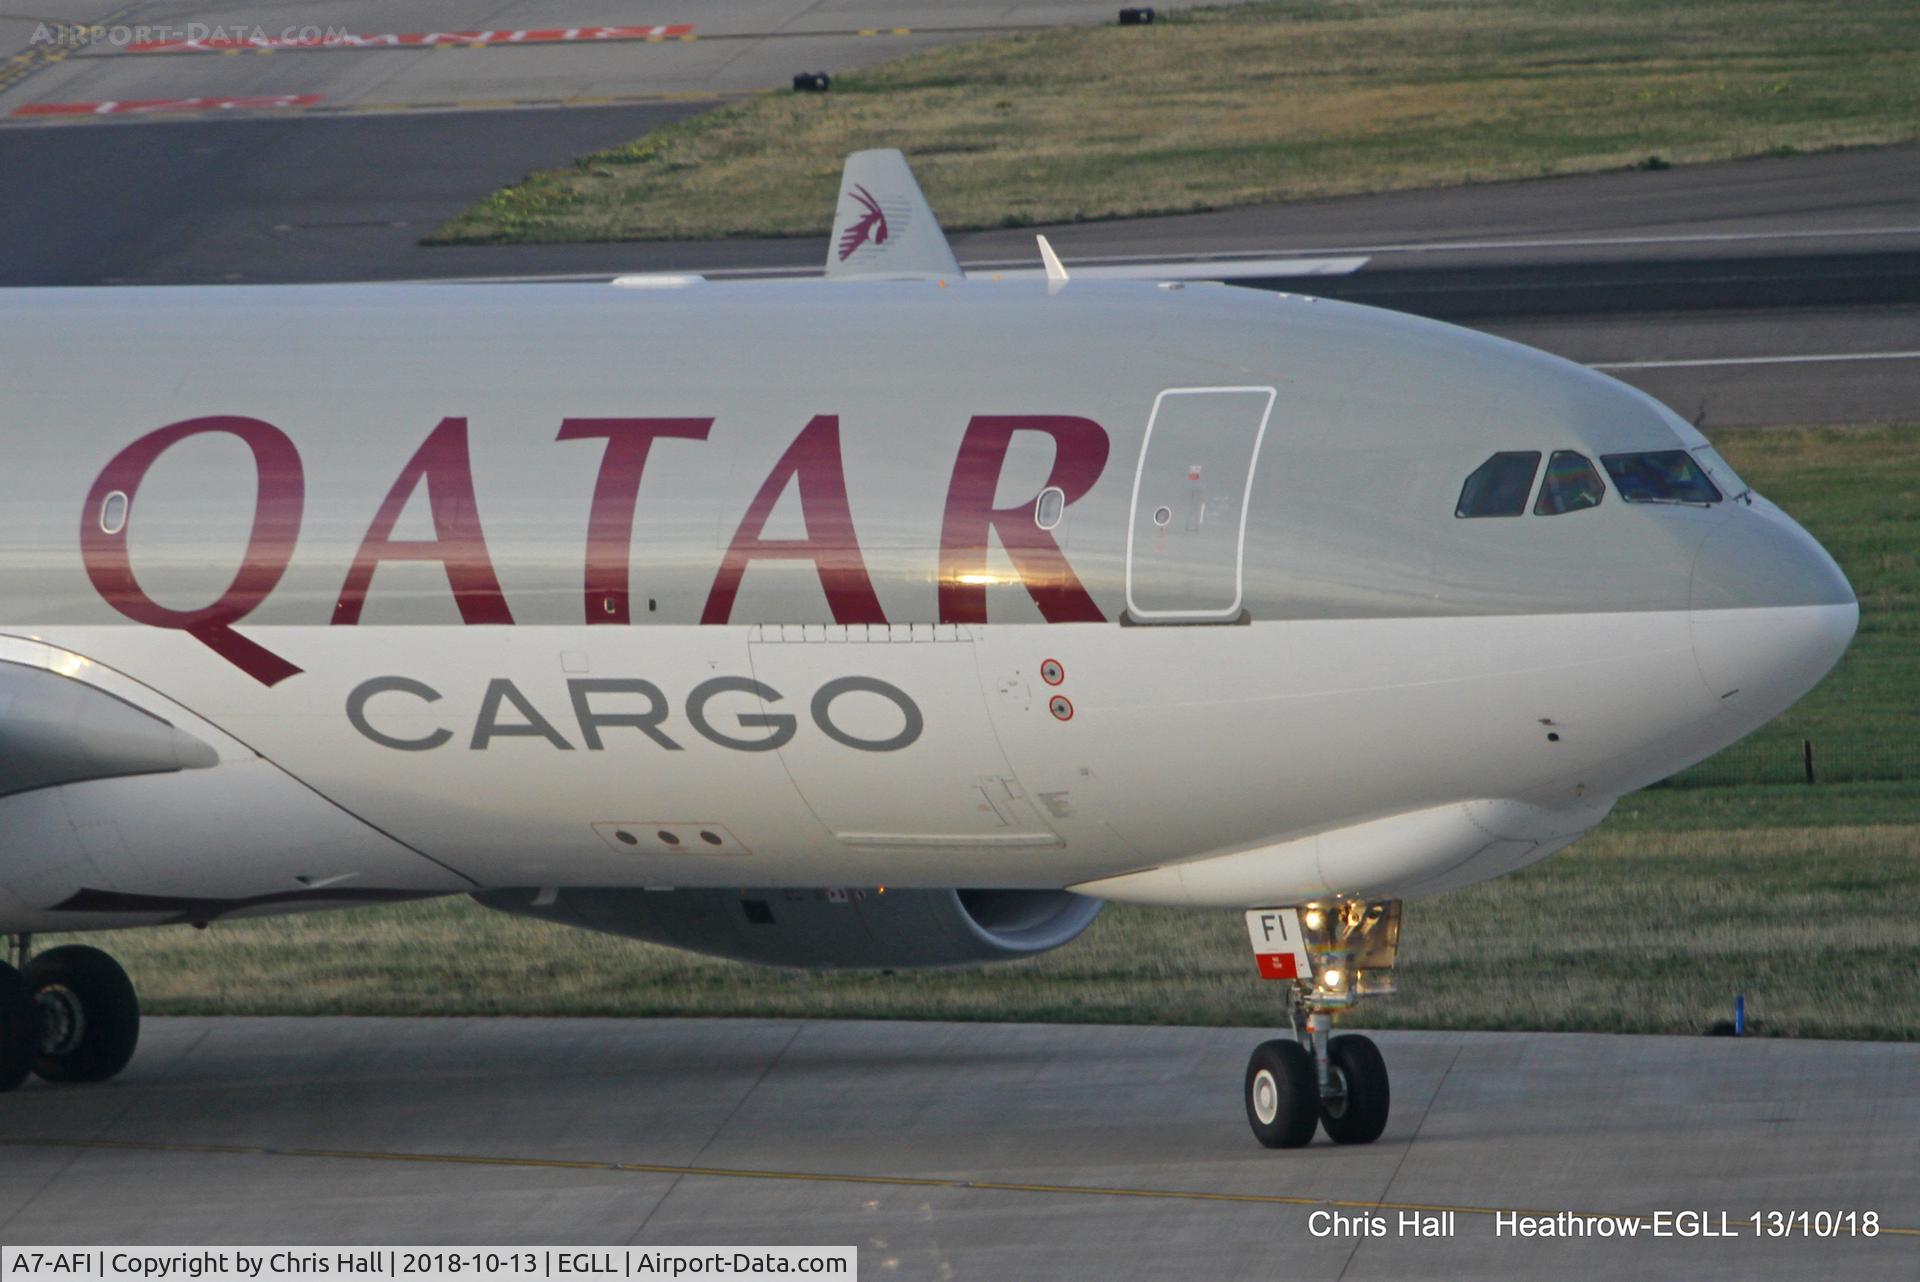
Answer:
xmin=824 ymin=149 xmax=961 ymax=279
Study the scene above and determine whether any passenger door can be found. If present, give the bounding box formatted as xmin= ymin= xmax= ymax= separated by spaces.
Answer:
xmin=1125 ymin=387 xmax=1276 ymax=622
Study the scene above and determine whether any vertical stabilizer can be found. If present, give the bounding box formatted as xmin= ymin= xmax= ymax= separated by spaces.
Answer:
xmin=825 ymin=150 xmax=962 ymax=279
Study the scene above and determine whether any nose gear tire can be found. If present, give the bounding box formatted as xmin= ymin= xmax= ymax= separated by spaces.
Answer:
xmin=1245 ymin=1038 xmax=1319 ymax=1148
xmin=1318 ymin=1033 xmax=1390 ymax=1145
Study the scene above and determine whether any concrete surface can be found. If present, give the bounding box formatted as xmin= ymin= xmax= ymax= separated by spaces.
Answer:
xmin=0 ymin=1018 xmax=1915 ymax=1279
xmin=0 ymin=0 xmax=1215 ymax=120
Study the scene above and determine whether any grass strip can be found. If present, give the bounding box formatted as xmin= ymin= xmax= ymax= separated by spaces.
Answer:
xmin=430 ymin=0 xmax=1920 ymax=245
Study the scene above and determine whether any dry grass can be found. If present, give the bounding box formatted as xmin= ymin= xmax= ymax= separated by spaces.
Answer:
xmin=431 ymin=0 xmax=1920 ymax=243
xmin=64 ymin=822 xmax=1920 ymax=1040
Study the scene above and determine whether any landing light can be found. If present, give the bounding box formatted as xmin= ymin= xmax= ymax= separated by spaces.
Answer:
xmin=1303 ymin=907 xmax=1326 ymax=931
xmin=1321 ymin=968 xmax=1346 ymax=991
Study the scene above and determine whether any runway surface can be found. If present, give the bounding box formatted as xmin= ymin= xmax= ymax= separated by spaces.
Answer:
xmin=0 ymin=0 xmax=1205 ymax=121
xmin=0 ymin=1017 xmax=1914 ymax=1278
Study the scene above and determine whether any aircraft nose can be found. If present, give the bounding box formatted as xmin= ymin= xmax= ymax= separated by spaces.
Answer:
xmin=1689 ymin=502 xmax=1858 ymax=708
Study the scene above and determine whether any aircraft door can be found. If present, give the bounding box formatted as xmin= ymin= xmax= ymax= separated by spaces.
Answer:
xmin=1125 ymin=387 xmax=1276 ymax=621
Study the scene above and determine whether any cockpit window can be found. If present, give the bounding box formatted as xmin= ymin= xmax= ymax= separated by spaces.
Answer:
xmin=1534 ymin=451 xmax=1606 ymax=515
xmin=1691 ymin=445 xmax=1750 ymax=502
xmin=1600 ymin=451 xmax=1722 ymax=505
xmin=1455 ymin=451 xmax=1540 ymax=518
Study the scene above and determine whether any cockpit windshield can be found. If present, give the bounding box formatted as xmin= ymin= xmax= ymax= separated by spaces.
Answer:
xmin=1690 ymin=444 xmax=1751 ymax=502
xmin=1455 ymin=451 xmax=1540 ymax=518
xmin=1599 ymin=451 xmax=1722 ymax=505
xmin=1534 ymin=451 xmax=1605 ymax=515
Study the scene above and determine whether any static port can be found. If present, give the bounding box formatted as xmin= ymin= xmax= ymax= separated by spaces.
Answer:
xmin=700 ymin=830 xmax=723 ymax=846
xmin=615 ymin=830 xmax=639 ymax=846
xmin=657 ymin=830 xmax=681 ymax=846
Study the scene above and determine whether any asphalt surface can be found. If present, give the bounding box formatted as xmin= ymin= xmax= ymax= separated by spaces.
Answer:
xmin=7 ymin=123 xmax=1913 ymax=286
xmin=0 ymin=0 xmax=1183 ymax=119
xmin=1 ymin=1017 xmax=1914 ymax=1276
xmin=0 ymin=104 xmax=711 ymax=286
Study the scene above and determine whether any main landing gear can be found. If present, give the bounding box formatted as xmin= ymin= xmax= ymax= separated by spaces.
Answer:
xmin=1242 ymin=900 xmax=1400 ymax=1149
xmin=1 ymin=935 xmax=141 ymax=1092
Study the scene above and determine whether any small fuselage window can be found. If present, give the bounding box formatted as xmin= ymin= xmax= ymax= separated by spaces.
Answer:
xmin=1034 ymin=485 xmax=1067 ymax=530
xmin=1455 ymin=451 xmax=1541 ymax=518
xmin=1534 ymin=450 xmax=1606 ymax=515
xmin=1600 ymin=450 xmax=1722 ymax=505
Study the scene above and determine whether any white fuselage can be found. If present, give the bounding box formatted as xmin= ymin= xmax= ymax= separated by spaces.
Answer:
xmin=0 ymin=280 xmax=1856 ymax=932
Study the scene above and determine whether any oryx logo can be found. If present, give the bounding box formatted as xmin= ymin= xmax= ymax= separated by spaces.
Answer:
xmin=837 ymin=183 xmax=890 ymax=261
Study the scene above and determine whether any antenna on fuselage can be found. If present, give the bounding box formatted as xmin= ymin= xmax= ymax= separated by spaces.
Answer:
xmin=1036 ymin=234 xmax=1070 ymax=288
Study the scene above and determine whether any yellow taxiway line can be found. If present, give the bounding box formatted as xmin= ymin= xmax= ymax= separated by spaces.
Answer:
xmin=1 ymin=1135 xmax=1912 ymax=1238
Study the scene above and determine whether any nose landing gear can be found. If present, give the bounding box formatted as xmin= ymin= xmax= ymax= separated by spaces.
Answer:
xmin=1240 ymin=900 xmax=1400 ymax=1149
xmin=0 ymin=936 xmax=142 ymax=1091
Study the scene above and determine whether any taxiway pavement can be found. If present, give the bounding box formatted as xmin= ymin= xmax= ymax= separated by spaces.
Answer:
xmin=0 ymin=1017 xmax=1914 ymax=1279
xmin=0 ymin=0 xmax=1208 ymax=120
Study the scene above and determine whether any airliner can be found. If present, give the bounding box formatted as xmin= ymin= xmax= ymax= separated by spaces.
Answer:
xmin=0 ymin=151 xmax=1855 ymax=1148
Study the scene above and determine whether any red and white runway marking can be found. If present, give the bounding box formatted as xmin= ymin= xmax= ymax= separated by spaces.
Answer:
xmin=126 ymin=25 xmax=695 ymax=54
xmin=11 ymin=93 xmax=322 ymax=117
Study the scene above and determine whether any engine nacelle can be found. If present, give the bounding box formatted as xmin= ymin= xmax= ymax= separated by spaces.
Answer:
xmin=473 ymin=885 xmax=1103 ymax=970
